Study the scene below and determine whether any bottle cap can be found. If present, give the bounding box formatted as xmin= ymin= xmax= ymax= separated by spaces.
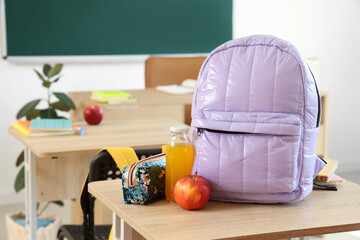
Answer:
xmin=170 ymin=125 xmax=190 ymax=133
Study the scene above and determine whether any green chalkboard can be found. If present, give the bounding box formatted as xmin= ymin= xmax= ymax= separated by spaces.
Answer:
xmin=4 ymin=0 xmax=232 ymax=56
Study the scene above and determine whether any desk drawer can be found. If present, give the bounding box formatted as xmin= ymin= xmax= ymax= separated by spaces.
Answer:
xmin=36 ymin=152 xmax=96 ymax=202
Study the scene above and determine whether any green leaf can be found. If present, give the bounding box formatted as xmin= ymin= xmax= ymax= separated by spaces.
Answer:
xmin=16 ymin=99 xmax=41 ymax=119
xmin=47 ymin=64 xmax=63 ymax=78
xmin=15 ymin=166 xmax=25 ymax=192
xmin=42 ymin=81 xmax=51 ymax=88
xmin=39 ymin=108 xmax=58 ymax=118
xmin=53 ymin=92 xmax=75 ymax=110
xmin=52 ymin=200 xmax=64 ymax=207
xmin=51 ymin=77 xmax=60 ymax=83
xmin=43 ymin=64 xmax=51 ymax=77
xmin=26 ymin=109 xmax=41 ymax=120
xmin=34 ymin=70 xmax=46 ymax=82
xmin=51 ymin=101 xmax=70 ymax=111
xmin=16 ymin=151 xmax=24 ymax=167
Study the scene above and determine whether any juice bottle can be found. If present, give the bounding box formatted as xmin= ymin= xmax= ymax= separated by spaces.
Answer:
xmin=165 ymin=125 xmax=194 ymax=202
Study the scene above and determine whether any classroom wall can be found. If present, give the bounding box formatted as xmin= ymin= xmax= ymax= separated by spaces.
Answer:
xmin=234 ymin=0 xmax=360 ymax=175
xmin=317 ymin=0 xmax=360 ymax=174
xmin=0 ymin=0 xmax=359 ymax=203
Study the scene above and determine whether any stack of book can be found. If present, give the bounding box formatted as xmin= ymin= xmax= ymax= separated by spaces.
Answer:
xmin=13 ymin=119 xmax=79 ymax=137
xmin=313 ymin=158 xmax=344 ymax=190
xmin=90 ymin=90 xmax=133 ymax=103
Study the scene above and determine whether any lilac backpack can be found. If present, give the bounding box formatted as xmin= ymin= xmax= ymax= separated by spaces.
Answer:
xmin=191 ymin=35 xmax=326 ymax=203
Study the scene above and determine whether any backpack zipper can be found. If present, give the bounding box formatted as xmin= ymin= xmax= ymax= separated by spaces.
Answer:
xmin=196 ymin=128 xmax=300 ymax=137
xmin=197 ymin=128 xmax=251 ymax=136
xmin=317 ymin=155 xmax=327 ymax=164
xmin=306 ymin=64 xmax=321 ymax=128
xmin=125 ymin=153 xmax=165 ymax=187
xmin=197 ymin=128 xmax=204 ymax=136
xmin=314 ymin=79 xmax=321 ymax=128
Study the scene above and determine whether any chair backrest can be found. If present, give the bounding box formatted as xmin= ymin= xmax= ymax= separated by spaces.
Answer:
xmin=145 ymin=56 xmax=206 ymax=88
xmin=145 ymin=56 xmax=206 ymax=125
xmin=83 ymin=148 xmax=162 ymax=239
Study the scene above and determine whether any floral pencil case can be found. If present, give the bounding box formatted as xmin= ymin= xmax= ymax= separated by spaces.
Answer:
xmin=122 ymin=153 xmax=165 ymax=205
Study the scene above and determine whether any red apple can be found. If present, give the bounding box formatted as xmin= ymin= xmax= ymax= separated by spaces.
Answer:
xmin=83 ymin=105 xmax=103 ymax=125
xmin=174 ymin=173 xmax=211 ymax=210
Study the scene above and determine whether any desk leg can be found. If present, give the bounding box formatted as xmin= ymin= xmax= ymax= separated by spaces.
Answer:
xmin=25 ymin=148 xmax=37 ymax=240
xmin=113 ymin=212 xmax=121 ymax=240
xmin=112 ymin=212 xmax=132 ymax=240
xmin=121 ymin=218 xmax=132 ymax=240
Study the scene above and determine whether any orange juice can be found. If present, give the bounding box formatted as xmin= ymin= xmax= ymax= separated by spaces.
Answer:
xmin=165 ymin=143 xmax=194 ymax=202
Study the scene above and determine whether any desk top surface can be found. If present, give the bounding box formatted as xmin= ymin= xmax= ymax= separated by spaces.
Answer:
xmin=68 ymin=89 xmax=327 ymax=108
xmin=89 ymin=180 xmax=360 ymax=240
xmin=9 ymin=119 xmax=180 ymax=158
xmin=68 ymin=88 xmax=193 ymax=109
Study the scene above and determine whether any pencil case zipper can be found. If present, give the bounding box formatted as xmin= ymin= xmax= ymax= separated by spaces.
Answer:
xmin=125 ymin=153 xmax=165 ymax=187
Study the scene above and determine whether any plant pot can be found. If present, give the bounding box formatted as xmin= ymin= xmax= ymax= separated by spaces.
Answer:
xmin=5 ymin=212 xmax=61 ymax=240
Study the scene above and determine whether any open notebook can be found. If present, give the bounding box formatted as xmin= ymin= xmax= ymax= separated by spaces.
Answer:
xmin=155 ymin=79 xmax=196 ymax=95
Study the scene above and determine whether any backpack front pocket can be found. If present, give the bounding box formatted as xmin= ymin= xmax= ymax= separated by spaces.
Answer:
xmin=192 ymin=111 xmax=302 ymax=194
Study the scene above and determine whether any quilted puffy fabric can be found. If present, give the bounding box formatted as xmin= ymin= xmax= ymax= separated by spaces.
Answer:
xmin=191 ymin=35 xmax=326 ymax=203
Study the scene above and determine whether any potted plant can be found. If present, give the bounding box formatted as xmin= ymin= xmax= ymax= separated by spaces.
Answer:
xmin=7 ymin=64 xmax=75 ymax=240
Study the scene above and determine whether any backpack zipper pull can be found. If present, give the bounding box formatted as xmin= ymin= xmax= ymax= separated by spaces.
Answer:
xmin=197 ymin=128 xmax=204 ymax=136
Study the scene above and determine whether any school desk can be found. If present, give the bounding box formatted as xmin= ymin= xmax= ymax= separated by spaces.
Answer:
xmin=89 ymin=179 xmax=360 ymax=240
xmin=68 ymin=89 xmax=328 ymax=158
xmin=8 ymin=118 xmax=181 ymax=240
xmin=68 ymin=89 xmax=193 ymax=123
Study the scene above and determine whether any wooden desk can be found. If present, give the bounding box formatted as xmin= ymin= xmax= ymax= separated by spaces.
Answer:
xmin=9 ymin=118 xmax=181 ymax=240
xmin=69 ymin=89 xmax=193 ymax=123
xmin=69 ymin=89 xmax=328 ymax=157
xmin=89 ymin=180 xmax=360 ymax=240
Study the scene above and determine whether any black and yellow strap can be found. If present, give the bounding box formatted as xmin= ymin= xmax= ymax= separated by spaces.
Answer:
xmin=79 ymin=147 xmax=139 ymax=239
xmin=107 ymin=147 xmax=139 ymax=172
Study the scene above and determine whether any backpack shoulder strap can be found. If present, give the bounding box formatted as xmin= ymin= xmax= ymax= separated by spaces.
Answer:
xmin=79 ymin=147 xmax=139 ymax=239
xmin=106 ymin=147 xmax=139 ymax=173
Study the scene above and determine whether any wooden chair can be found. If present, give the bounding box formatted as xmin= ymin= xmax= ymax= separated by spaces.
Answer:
xmin=57 ymin=148 xmax=162 ymax=240
xmin=145 ymin=56 xmax=206 ymax=125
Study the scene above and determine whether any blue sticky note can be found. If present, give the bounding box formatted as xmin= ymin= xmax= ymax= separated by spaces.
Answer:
xmin=79 ymin=126 xmax=85 ymax=136
xmin=29 ymin=119 xmax=72 ymax=130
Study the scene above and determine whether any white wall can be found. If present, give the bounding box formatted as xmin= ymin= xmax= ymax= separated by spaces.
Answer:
xmin=1 ymin=0 xmax=359 ymax=202
xmin=233 ymin=0 xmax=360 ymax=173
xmin=317 ymin=0 xmax=360 ymax=172
xmin=234 ymin=0 xmax=320 ymax=57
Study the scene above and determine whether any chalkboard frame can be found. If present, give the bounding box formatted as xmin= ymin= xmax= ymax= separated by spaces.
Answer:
xmin=0 ymin=0 xmax=7 ymax=59
xmin=1 ymin=0 xmax=233 ymax=63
